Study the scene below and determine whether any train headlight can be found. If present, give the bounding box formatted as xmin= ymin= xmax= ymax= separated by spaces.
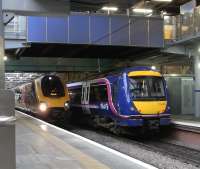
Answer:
xmin=64 ymin=102 xmax=69 ymax=110
xmin=39 ymin=102 xmax=48 ymax=112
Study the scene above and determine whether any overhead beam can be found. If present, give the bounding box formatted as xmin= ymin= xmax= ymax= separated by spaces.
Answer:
xmin=162 ymin=45 xmax=190 ymax=56
xmin=5 ymin=57 xmax=113 ymax=72
xmin=2 ymin=0 xmax=70 ymax=16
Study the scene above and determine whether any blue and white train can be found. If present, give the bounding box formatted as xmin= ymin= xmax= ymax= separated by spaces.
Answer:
xmin=67 ymin=67 xmax=171 ymax=132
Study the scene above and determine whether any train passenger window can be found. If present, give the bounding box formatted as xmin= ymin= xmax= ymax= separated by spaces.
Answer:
xmin=90 ymin=84 xmax=108 ymax=103
xmin=31 ymin=82 xmax=37 ymax=105
xmin=112 ymin=80 xmax=119 ymax=105
xmin=41 ymin=76 xmax=65 ymax=97
xmin=69 ymin=87 xmax=82 ymax=104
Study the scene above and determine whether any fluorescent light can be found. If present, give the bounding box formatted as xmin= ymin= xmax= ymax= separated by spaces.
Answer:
xmin=164 ymin=16 xmax=170 ymax=20
xmin=198 ymin=63 xmax=200 ymax=69
xmin=152 ymin=0 xmax=172 ymax=2
xmin=133 ymin=8 xmax=153 ymax=14
xmin=102 ymin=6 xmax=118 ymax=11
xmin=4 ymin=56 xmax=7 ymax=61
xmin=162 ymin=11 xmax=167 ymax=15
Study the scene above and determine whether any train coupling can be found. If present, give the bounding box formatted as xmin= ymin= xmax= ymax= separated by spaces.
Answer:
xmin=145 ymin=119 xmax=160 ymax=130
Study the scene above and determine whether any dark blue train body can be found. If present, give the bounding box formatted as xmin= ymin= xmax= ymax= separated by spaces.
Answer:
xmin=67 ymin=67 xmax=171 ymax=130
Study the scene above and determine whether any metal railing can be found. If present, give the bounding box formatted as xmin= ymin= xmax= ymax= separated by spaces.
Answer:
xmin=4 ymin=16 xmax=26 ymax=40
xmin=164 ymin=5 xmax=200 ymax=43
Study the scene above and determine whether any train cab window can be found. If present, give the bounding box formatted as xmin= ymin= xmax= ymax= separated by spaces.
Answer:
xmin=41 ymin=76 xmax=65 ymax=97
xmin=129 ymin=76 xmax=165 ymax=101
xmin=149 ymin=78 xmax=165 ymax=97
xmin=90 ymin=84 xmax=108 ymax=103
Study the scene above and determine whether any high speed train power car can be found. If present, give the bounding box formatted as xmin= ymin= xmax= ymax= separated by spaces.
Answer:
xmin=67 ymin=67 xmax=171 ymax=133
xmin=15 ymin=75 xmax=70 ymax=122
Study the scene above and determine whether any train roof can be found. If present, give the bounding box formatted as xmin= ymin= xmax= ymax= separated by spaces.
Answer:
xmin=68 ymin=66 xmax=158 ymax=85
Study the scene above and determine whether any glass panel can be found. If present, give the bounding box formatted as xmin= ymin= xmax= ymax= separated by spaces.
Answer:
xmin=69 ymin=87 xmax=82 ymax=104
xmin=41 ymin=76 xmax=65 ymax=97
xmin=90 ymin=84 xmax=108 ymax=103
xmin=129 ymin=76 xmax=165 ymax=101
xmin=4 ymin=16 xmax=26 ymax=39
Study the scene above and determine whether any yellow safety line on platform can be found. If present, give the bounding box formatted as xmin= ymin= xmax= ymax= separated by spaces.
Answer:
xmin=19 ymin=118 xmax=110 ymax=169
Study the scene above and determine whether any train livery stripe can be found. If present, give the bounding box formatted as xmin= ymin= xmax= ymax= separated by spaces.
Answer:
xmin=128 ymin=71 xmax=161 ymax=77
xmin=97 ymin=78 xmax=130 ymax=119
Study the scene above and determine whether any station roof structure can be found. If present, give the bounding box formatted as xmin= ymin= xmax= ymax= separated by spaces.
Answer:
xmin=70 ymin=0 xmax=192 ymax=14
xmin=3 ymin=0 xmax=195 ymax=69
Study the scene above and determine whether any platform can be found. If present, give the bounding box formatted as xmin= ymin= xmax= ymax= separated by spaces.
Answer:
xmin=172 ymin=115 xmax=200 ymax=131
xmin=15 ymin=111 xmax=157 ymax=169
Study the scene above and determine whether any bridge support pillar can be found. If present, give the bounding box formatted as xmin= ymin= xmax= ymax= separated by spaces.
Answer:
xmin=0 ymin=2 xmax=16 ymax=169
xmin=193 ymin=50 xmax=200 ymax=117
xmin=0 ymin=0 xmax=4 ymax=88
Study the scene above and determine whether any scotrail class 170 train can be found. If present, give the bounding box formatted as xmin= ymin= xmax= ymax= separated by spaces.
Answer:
xmin=67 ymin=67 xmax=171 ymax=132
xmin=15 ymin=75 xmax=70 ymax=122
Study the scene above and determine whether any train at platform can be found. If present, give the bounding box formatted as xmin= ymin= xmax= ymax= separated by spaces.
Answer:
xmin=67 ymin=67 xmax=171 ymax=133
xmin=14 ymin=75 xmax=70 ymax=122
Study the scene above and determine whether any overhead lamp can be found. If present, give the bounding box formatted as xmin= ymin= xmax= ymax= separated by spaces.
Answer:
xmin=102 ymin=6 xmax=118 ymax=11
xmin=4 ymin=56 xmax=7 ymax=61
xmin=198 ymin=63 xmax=200 ymax=69
xmin=162 ymin=11 xmax=167 ymax=15
xmin=133 ymin=8 xmax=153 ymax=14
xmin=164 ymin=15 xmax=170 ymax=20
xmin=152 ymin=0 xmax=172 ymax=2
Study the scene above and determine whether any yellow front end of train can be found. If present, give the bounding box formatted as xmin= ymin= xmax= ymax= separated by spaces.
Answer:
xmin=128 ymin=70 xmax=168 ymax=116
xmin=15 ymin=75 xmax=70 ymax=121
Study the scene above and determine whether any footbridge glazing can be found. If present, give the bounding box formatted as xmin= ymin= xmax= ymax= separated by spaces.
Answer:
xmin=27 ymin=13 xmax=164 ymax=48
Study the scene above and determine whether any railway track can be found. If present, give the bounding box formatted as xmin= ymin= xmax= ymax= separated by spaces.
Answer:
xmin=65 ymin=124 xmax=200 ymax=168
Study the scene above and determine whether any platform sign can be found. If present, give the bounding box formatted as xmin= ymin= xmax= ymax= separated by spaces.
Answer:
xmin=2 ymin=0 xmax=70 ymax=16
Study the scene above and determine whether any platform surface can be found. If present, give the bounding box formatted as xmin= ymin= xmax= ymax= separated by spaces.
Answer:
xmin=172 ymin=115 xmax=200 ymax=129
xmin=15 ymin=111 xmax=157 ymax=169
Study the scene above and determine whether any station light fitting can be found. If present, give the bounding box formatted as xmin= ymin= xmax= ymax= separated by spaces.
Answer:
xmin=164 ymin=15 xmax=170 ymax=20
xmin=102 ymin=6 xmax=118 ymax=11
xmin=162 ymin=11 xmax=167 ymax=15
xmin=3 ymin=56 xmax=8 ymax=61
xmin=132 ymin=8 xmax=153 ymax=14
xmin=151 ymin=66 xmax=156 ymax=70
xmin=198 ymin=47 xmax=200 ymax=53
xmin=198 ymin=63 xmax=200 ymax=69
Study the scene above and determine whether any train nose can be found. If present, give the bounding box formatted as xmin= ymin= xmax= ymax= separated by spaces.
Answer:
xmin=133 ymin=101 xmax=167 ymax=115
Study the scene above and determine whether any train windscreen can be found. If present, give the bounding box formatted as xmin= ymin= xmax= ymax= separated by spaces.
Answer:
xmin=129 ymin=76 xmax=165 ymax=101
xmin=41 ymin=76 xmax=65 ymax=97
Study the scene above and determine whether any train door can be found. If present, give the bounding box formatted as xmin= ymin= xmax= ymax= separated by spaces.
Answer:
xmin=81 ymin=82 xmax=91 ymax=114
